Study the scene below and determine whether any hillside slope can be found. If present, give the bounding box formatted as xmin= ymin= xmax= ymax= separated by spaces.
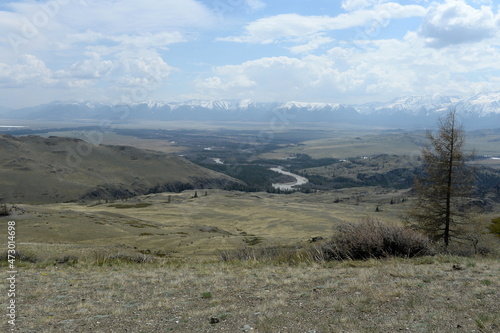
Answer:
xmin=0 ymin=134 xmax=240 ymax=203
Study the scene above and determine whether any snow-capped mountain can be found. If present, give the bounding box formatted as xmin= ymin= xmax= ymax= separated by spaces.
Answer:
xmin=369 ymin=94 xmax=459 ymax=115
xmin=280 ymin=101 xmax=341 ymax=111
xmin=3 ymin=91 xmax=500 ymax=129
xmin=453 ymin=92 xmax=500 ymax=117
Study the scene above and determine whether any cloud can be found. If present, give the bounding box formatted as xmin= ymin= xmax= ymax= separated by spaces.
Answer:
xmin=195 ymin=54 xmax=392 ymax=102
xmin=0 ymin=0 xmax=210 ymax=106
xmin=341 ymin=0 xmax=386 ymax=11
xmin=1 ymin=0 xmax=499 ymax=108
xmin=0 ymin=0 xmax=213 ymax=56
xmin=56 ymin=0 xmax=215 ymax=35
xmin=218 ymin=14 xmax=337 ymax=44
xmin=218 ymin=3 xmax=427 ymax=48
xmin=245 ymin=0 xmax=266 ymax=12
xmin=67 ymin=56 xmax=113 ymax=80
xmin=0 ymin=54 xmax=54 ymax=88
xmin=288 ymin=35 xmax=334 ymax=54
xmin=419 ymin=0 xmax=499 ymax=48
xmin=197 ymin=31 xmax=500 ymax=103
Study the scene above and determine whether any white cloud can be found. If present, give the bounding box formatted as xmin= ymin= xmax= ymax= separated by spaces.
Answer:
xmin=341 ymin=0 xmax=386 ymax=11
xmin=56 ymin=0 xmax=215 ymax=35
xmin=245 ymin=0 xmax=267 ymax=12
xmin=0 ymin=54 xmax=54 ymax=87
xmin=0 ymin=0 xmax=211 ymax=106
xmin=1 ymin=0 xmax=499 ymax=108
xmin=198 ymin=31 xmax=500 ymax=103
xmin=288 ymin=35 xmax=334 ymax=54
xmin=419 ymin=0 xmax=499 ymax=48
xmin=218 ymin=3 xmax=427 ymax=47
xmin=67 ymin=55 xmax=113 ymax=79
xmin=218 ymin=14 xmax=336 ymax=44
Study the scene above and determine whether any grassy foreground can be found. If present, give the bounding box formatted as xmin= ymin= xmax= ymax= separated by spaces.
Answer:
xmin=1 ymin=189 xmax=499 ymax=332
xmin=2 ymin=256 xmax=499 ymax=333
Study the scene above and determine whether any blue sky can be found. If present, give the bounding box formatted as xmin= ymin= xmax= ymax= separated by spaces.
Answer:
xmin=0 ymin=0 xmax=499 ymax=108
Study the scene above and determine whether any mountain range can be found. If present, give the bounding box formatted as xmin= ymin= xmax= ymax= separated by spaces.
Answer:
xmin=1 ymin=91 xmax=500 ymax=129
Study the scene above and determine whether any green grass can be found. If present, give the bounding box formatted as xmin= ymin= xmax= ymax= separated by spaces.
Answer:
xmin=201 ymin=292 xmax=213 ymax=299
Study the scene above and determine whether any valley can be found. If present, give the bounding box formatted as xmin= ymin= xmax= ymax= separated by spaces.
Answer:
xmin=1 ymin=124 xmax=499 ymax=333
xmin=1 ymin=124 xmax=500 ymax=257
xmin=2 ymin=1 xmax=500 ymax=331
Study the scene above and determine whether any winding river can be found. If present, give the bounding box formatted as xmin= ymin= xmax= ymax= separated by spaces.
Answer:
xmin=270 ymin=167 xmax=309 ymax=191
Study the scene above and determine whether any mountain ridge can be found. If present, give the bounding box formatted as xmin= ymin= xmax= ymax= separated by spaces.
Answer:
xmin=0 ymin=134 xmax=242 ymax=204
xmin=2 ymin=91 xmax=500 ymax=129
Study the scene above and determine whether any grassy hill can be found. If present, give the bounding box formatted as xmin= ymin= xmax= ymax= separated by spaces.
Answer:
xmin=0 ymin=134 xmax=240 ymax=204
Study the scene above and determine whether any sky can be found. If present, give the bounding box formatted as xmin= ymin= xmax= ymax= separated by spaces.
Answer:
xmin=0 ymin=0 xmax=499 ymax=108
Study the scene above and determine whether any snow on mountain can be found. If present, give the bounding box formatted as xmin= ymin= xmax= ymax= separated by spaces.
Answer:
xmin=238 ymin=99 xmax=257 ymax=109
xmin=173 ymin=99 xmax=240 ymax=110
xmin=4 ymin=91 xmax=500 ymax=129
xmin=453 ymin=91 xmax=500 ymax=117
xmin=130 ymin=100 xmax=170 ymax=109
xmin=370 ymin=94 xmax=458 ymax=115
xmin=279 ymin=101 xmax=341 ymax=111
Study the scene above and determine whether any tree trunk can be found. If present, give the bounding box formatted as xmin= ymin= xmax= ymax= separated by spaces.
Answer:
xmin=444 ymin=116 xmax=455 ymax=249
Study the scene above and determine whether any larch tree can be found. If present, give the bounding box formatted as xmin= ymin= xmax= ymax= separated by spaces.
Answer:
xmin=407 ymin=110 xmax=476 ymax=249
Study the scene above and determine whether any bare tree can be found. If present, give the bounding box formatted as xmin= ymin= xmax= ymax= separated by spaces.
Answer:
xmin=407 ymin=110 xmax=475 ymax=249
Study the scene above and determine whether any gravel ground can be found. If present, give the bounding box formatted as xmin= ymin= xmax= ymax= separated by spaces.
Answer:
xmin=3 ymin=257 xmax=499 ymax=333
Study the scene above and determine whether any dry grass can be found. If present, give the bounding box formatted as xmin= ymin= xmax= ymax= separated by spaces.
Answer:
xmin=5 ymin=189 xmax=498 ymax=261
xmin=1 ymin=256 xmax=498 ymax=332
xmin=1 ymin=189 xmax=499 ymax=332
xmin=1 ymin=189 xmax=427 ymax=259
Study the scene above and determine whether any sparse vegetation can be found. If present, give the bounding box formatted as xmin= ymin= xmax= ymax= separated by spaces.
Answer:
xmin=488 ymin=217 xmax=500 ymax=237
xmin=1 ymin=250 xmax=38 ymax=263
xmin=0 ymin=127 xmax=499 ymax=333
xmin=201 ymin=291 xmax=213 ymax=299
xmin=243 ymin=236 xmax=263 ymax=246
xmin=320 ymin=218 xmax=435 ymax=260
xmin=5 ymin=255 xmax=499 ymax=332
xmin=0 ymin=203 xmax=9 ymax=216
xmin=108 ymin=203 xmax=153 ymax=209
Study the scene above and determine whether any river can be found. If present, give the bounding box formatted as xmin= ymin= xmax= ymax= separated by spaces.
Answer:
xmin=270 ymin=167 xmax=309 ymax=191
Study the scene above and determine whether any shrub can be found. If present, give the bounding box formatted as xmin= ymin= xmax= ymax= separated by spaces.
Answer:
xmin=1 ymin=251 xmax=39 ymax=263
xmin=55 ymin=255 xmax=79 ymax=266
xmin=109 ymin=253 xmax=153 ymax=264
xmin=0 ymin=204 xmax=10 ymax=216
xmin=487 ymin=217 xmax=500 ymax=238
xmin=320 ymin=218 xmax=434 ymax=260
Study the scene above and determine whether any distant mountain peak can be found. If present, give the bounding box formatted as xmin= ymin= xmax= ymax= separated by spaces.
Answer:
xmin=279 ymin=101 xmax=341 ymax=111
xmin=3 ymin=91 xmax=500 ymax=129
xmin=375 ymin=94 xmax=458 ymax=113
